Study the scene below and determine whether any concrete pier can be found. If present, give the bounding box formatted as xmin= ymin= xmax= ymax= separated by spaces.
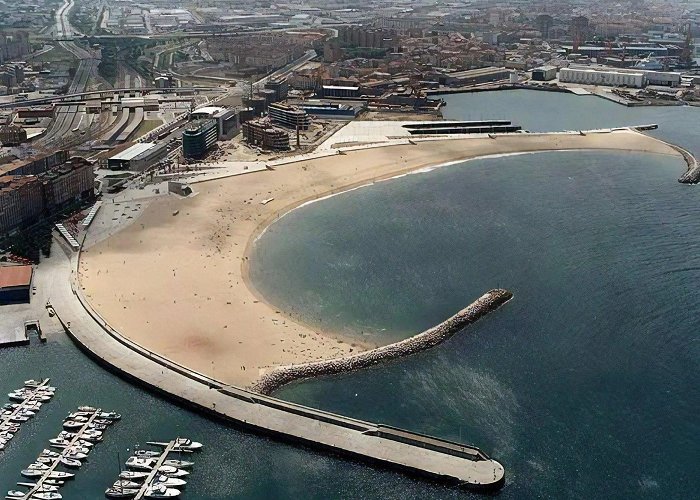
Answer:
xmin=22 ymin=408 xmax=102 ymax=499
xmin=252 ymin=289 xmax=513 ymax=395
xmin=47 ymin=251 xmax=508 ymax=490
xmin=132 ymin=440 xmax=177 ymax=499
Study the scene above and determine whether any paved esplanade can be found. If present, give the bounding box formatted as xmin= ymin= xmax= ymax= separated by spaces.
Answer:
xmin=44 ymin=245 xmax=505 ymax=490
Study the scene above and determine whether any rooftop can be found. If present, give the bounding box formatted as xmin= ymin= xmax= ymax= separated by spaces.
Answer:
xmin=109 ymin=142 xmax=158 ymax=161
xmin=0 ymin=265 xmax=33 ymax=289
xmin=192 ymin=106 xmax=228 ymax=117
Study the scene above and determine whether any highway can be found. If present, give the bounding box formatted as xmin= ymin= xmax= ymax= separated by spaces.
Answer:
xmin=35 ymin=1 xmax=98 ymax=150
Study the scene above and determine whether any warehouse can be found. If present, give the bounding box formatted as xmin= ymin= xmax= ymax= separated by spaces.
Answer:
xmin=531 ymin=66 xmax=558 ymax=81
xmin=559 ymin=67 xmax=645 ymax=88
xmin=107 ymin=142 xmax=169 ymax=171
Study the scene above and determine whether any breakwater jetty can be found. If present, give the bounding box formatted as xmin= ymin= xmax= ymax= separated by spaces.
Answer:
xmin=634 ymin=129 xmax=700 ymax=184
xmin=674 ymin=145 xmax=700 ymax=184
xmin=251 ymin=289 xmax=513 ymax=395
xmin=51 ymin=252 xmax=510 ymax=490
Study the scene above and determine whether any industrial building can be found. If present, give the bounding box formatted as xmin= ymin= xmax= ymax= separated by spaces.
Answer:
xmin=107 ymin=142 xmax=168 ymax=171
xmin=182 ymin=119 xmax=218 ymax=159
xmin=297 ymin=101 xmax=360 ymax=119
xmin=437 ymin=67 xmax=512 ymax=87
xmin=267 ymin=103 xmax=311 ymax=130
xmin=0 ymin=264 xmax=32 ymax=304
xmin=242 ymin=118 xmax=290 ymax=150
xmin=319 ymin=85 xmax=361 ymax=99
xmin=190 ymin=106 xmax=239 ymax=140
xmin=531 ymin=66 xmax=558 ymax=81
xmin=641 ymin=70 xmax=681 ymax=86
xmin=559 ymin=67 xmax=645 ymax=88
xmin=559 ymin=66 xmax=681 ymax=88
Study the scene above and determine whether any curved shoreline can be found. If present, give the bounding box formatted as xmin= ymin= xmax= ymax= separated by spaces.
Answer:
xmin=79 ymin=129 xmax=686 ymax=389
xmin=240 ymin=140 xmax=686 ymax=364
xmin=69 ymin=129 xmax=691 ymax=491
xmin=251 ymin=289 xmax=514 ymax=394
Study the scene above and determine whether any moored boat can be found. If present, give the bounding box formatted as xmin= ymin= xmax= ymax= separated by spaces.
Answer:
xmin=119 ymin=471 xmax=149 ymax=481
xmin=105 ymin=487 xmax=138 ymax=499
xmin=162 ymin=460 xmax=193 ymax=469
xmin=144 ymin=485 xmax=180 ymax=498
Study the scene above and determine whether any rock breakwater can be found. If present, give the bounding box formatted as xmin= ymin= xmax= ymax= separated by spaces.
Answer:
xmin=676 ymin=145 xmax=700 ymax=184
xmin=250 ymin=288 xmax=513 ymax=395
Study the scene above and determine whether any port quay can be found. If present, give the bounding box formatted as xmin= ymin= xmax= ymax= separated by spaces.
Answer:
xmin=45 ymin=248 xmax=507 ymax=491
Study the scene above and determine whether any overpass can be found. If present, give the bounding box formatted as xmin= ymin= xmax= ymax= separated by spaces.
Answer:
xmin=0 ymin=87 xmax=224 ymax=109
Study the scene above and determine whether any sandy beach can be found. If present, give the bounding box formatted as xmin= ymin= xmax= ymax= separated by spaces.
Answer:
xmin=79 ymin=130 xmax=681 ymax=388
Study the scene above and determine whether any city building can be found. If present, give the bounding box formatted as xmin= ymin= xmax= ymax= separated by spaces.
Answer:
xmin=190 ymin=106 xmax=239 ymax=140
xmin=319 ymin=85 xmax=361 ymax=99
xmin=559 ymin=67 xmax=645 ymax=88
xmin=242 ymin=118 xmax=290 ymax=150
xmin=267 ymin=103 xmax=311 ymax=130
xmin=438 ymin=67 xmax=512 ymax=87
xmin=182 ymin=119 xmax=218 ymax=160
xmin=38 ymin=157 xmax=95 ymax=212
xmin=106 ymin=142 xmax=169 ymax=171
xmin=0 ymin=175 xmax=43 ymax=235
xmin=154 ymin=75 xmax=175 ymax=88
xmin=0 ymin=124 xmax=27 ymax=146
xmin=0 ymin=264 xmax=33 ymax=304
xmin=531 ymin=66 xmax=558 ymax=81
xmin=297 ymin=101 xmax=361 ymax=119
xmin=264 ymin=79 xmax=289 ymax=101
xmin=0 ymin=154 xmax=96 ymax=236
xmin=0 ymin=150 xmax=69 ymax=177
xmin=0 ymin=31 xmax=30 ymax=64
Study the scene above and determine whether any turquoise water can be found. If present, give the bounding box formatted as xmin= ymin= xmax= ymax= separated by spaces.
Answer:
xmin=2 ymin=91 xmax=699 ymax=498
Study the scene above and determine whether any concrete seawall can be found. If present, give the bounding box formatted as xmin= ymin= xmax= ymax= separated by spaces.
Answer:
xmin=45 ymin=236 xmax=510 ymax=490
xmin=251 ymin=289 xmax=513 ymax=395
xmin=51 ymin=250 xmax=508 ymax=490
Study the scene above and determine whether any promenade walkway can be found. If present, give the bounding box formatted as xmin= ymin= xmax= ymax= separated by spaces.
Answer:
xmin=44 ymin=245 xmax=505 ymax=490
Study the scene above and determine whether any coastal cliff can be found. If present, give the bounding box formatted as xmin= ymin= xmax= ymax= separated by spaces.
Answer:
xmin=250 ymin=289 xmax=513 ymax=395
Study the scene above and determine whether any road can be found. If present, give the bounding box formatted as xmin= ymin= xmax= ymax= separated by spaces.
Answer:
xmin=36 ymin=2 xmax=98 ymax=150
xmin=55 ymin=0 xmax=78 ymax=38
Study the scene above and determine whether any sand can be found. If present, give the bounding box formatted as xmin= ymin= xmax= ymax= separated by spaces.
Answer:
xmin=79 ymin=131 xmax=681 ymax=388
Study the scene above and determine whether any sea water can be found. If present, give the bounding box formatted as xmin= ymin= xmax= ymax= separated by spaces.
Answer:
xmin=2 ymin=91 xmax=699 ymax=498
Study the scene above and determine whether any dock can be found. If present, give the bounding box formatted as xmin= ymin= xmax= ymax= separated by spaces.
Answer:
xmin=0 ymin=327 xmax=30 ymax=348
xmin=21 ymin=409 xmax=100 ymax=499
xmin=132 ymin=440 xmax=176 ymax=499
xmin=14 ymin=407 xmax=117 ymax=500
xmin=1 ymin=379 xmax=54 ymax=450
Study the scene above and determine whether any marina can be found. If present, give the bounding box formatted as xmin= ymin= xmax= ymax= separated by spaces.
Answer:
xmin=105 ymin=438 xmax=200 ymax=499
xmin=1 ymin=89 xmax=699 ymax=498
xmin=1 ymin=380 xmax=55 ymax=452
xmin=7 ymin=407 xmax=119 ymax=500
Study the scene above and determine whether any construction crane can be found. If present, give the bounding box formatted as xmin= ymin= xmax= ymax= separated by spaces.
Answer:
xmin=680 ymin=22 xmax=694 ymax=69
